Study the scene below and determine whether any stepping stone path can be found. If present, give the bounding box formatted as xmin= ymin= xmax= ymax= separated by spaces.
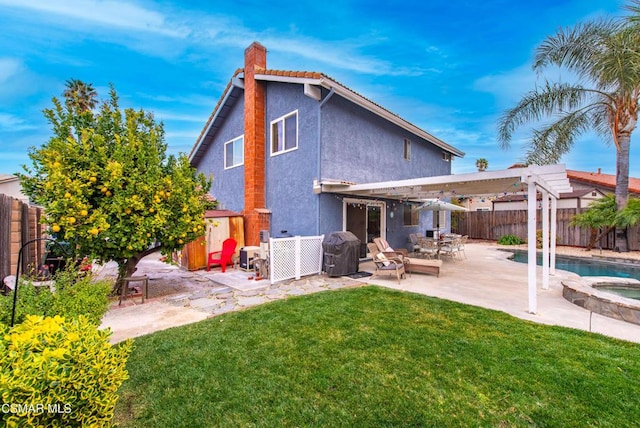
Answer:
xmin=165 ymin=274 xmax=363 ymax=316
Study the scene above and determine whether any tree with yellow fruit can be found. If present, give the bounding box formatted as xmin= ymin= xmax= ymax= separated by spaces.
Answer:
xmin=19 ymin=82 xmax=213 ymax=286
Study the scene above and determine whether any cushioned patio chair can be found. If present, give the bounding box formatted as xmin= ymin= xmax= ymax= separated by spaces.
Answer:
xmin=367 ymin=243 xmax=406 ymax=284
xmin=373 ymin=237 xmax=409 ymax=259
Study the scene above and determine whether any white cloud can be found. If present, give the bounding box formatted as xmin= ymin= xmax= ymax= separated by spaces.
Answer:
xmin=0 ymin=0 xmax=189 ymax=38
xmin=0 ymin=113 xmax=37 ymax=132
xmin=0 ymin=58 xmax=23 ymax=83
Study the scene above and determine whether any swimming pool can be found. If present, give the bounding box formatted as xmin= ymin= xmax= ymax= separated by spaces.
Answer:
xmin=507 ymin=250 xmax=640 ymax=282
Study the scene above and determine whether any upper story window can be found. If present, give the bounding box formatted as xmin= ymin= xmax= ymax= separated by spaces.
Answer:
xmin=271 ymin=110 xmax=298 ymax=156
xmin=403 ymin=139 xmax=411 ymax=161
xmin=442 ymin=152 xmax=452 ymax=162
xmin=224 ymin=135 xmax=244 ymax=169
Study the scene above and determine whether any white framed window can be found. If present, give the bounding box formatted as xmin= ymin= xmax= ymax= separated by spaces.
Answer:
xmin=224 ymin=136 xmax=244 ymax=169
xmin=271 ymin=110 xmax=298 ymax=156
xmin=404 ymin=139 xmax=411 ymax=161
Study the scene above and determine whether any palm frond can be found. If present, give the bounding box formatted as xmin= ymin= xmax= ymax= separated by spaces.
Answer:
xmin=523 ymin=110 xmax=592 ymax=164
xmin=616 ymin=197 xmax=640 ymax=227
xmin=497 ymin=82 xmax=592 ymax=148
xmin=534 ymin=19 xmax=619 ymax=79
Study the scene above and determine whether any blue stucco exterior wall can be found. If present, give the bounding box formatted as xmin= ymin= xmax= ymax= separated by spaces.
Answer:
xmin=320 ymin=95 xmax=451 ymax=183
xmin=265 ymin=82 xmax=320 ymax=237
xmin=192 ymin=89 xmax=246 ymax=213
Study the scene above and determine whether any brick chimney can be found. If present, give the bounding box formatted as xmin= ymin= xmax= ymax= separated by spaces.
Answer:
xmin=243 ymin=42 xmax=270 ymax=246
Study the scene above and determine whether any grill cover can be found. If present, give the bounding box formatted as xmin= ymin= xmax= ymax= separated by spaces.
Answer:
xmin=322 ymin=231 xmax=361 ymax=277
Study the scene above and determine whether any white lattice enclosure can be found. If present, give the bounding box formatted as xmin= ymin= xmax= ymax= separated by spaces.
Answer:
xmin=269 ymin=235 xmax=324 ymax=284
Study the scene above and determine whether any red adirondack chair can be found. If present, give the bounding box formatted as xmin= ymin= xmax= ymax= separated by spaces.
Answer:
xmin=206 ymin=238 xmax=237 ymax=272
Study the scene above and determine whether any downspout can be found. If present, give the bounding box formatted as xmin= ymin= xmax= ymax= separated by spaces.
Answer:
xmin=316 ymin=88 xmax=335 ymax=235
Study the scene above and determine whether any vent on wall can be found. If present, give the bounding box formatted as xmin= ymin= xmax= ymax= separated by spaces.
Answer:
xmin=442 ymin=152 xmax=452 ymax=162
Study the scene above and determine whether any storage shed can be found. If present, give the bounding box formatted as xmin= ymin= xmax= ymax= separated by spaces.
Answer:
xmin=176 ymin=210 xmax=245 ymax=271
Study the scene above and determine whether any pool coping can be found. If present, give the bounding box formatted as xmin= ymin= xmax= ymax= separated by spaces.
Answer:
xmin=562 ymin=276 xmax=640 ymax=326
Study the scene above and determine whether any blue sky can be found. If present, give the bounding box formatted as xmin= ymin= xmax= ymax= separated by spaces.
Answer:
xmin=1 ymin=0 xmax=635 ymax=178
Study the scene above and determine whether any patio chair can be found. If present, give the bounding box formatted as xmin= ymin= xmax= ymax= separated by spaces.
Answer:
xmin=417 ymin=237 xmax=439 ymax=259
xmin=367 ymin=243 xmax=406 ymax=284
xmin=207 ymin=238 xmax=237 ymax=272
xmin=458 ymin=235 xmax=468 ymax=259
xmin=439 ymin=237 xmax=462 ymax=261
xmin=408 ymin=233 xmax=421 ymax=253
xmin=373 ymin=237 xmax=409 ymax=259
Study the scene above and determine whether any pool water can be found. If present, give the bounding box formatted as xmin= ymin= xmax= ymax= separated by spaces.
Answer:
xmin=508 ymin=250 xmax=640 ymax=282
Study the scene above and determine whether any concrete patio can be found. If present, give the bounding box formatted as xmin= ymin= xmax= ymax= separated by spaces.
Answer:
xmin=100 ymin=242 xmax=640 ymax=344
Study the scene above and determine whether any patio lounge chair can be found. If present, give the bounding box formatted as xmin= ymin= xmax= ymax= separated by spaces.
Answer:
xmin=373 ymin=237 xmax=409 ymax=258
xmin=367 ymin=243 xmax=406 ymax=284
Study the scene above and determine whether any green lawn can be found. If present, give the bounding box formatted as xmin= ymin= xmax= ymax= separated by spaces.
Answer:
xmin=114 ymin=286 xmax=640 ymax=427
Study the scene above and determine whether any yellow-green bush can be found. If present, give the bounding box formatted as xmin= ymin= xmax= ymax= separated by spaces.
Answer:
xmin=1 ymin=315 xmax=133 ymax=427
xmin=0 ymin=267 xmax=111 ymax=326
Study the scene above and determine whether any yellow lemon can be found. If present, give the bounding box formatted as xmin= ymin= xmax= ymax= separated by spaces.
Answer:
xmin=52 ymin=224 xmax=61 ymax=233
xmin=182 ymin=207 xmax=188 ymax=212
xmin=80 ymin=209 xmax=88 ymax=216
xmin=89 ymin=228 xmax=99 ymax=236
xmin=101 ymin=187 xmax=108 ymax=193
xmin=89 ymin=176 xmax=97 ymax=183
xmin=149 ymin=207 xmax=155 ymax=213
xmin=105 ymin=191 xmax=112 ymax=197
xmin=178 ymin=239 xmax=184 ymax=244
xmin=124 ymin=208 xmax=131 ymax=214
xmin=67 ymin=217 xmax=76 ymax=224
xmin=64 ymin=192 xmax=71 ymax=198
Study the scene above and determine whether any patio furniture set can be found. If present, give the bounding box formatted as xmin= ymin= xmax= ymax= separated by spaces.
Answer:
xmin=369 ymin=234 xmax=468 ymax=284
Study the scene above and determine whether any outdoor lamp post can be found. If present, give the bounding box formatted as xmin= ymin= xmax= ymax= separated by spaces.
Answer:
xmin=10 ymin=238 xmax=68 ymax=327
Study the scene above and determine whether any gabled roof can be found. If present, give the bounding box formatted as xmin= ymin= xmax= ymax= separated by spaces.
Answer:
xmin=567 ymin=169 xmax=640 ymax=194
xmin=189 ymin=68 xmax=465 ymax=165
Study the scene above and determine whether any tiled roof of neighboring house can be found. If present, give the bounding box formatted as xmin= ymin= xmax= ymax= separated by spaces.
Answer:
xmin=189 ymin=67 xmax=464 ymax=164
xmin=493 ymin=188 xmax=601 ymax=203
xmin=567 ymin=169 xmax=640 ymax=194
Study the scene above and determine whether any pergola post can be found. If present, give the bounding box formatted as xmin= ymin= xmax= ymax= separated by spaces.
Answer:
xmin=542 ymin=190 xmax=550 ymax=290
xmin=550 ymin=196 xmax=557 ymax=275
xmin=527 ymin=180 xmax=537 ymax=314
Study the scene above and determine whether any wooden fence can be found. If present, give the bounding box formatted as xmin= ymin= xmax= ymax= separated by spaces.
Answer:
xmin=452 ymin=208 xmax=640 ymax=251
xmin=0 ymin=194 xmax=45 ymax=282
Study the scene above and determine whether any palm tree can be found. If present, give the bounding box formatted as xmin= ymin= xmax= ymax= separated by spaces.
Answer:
xmin=475 ymin=158 xmax=488 ymax=172
xmin=63 ymin=78 xmax=98 ymax=112
xmin=497 ymin=4 xmax=640 ymax=252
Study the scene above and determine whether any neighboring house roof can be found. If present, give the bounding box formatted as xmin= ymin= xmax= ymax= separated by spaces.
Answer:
xmin=567 ymin=169 xmax=640 ymax=194
xmin=189 ymin=68 xmax=465 ymax=165
xmin=493 ymin=188 xmax=603 ymax=203
xmin=0 ymin=174 xmax=19 ymax=184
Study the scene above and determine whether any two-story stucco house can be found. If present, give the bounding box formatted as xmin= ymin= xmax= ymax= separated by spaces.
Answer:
xmin=189 ymin=42 xmax=464 ymax=254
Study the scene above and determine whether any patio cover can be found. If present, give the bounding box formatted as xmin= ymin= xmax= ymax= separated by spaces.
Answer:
xmin=315 ymin=164 xmax=573 ymax=315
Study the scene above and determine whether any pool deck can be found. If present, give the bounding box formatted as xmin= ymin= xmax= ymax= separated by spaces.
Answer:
xmin=359 ymin=242 xmax=640 ymax=343
xmin=100 ymin=242 xmax=640 ymax=344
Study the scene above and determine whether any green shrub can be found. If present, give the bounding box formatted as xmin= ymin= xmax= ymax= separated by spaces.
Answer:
xmin=497 ymin=234 xmax=525 ymax=245
xmin=0 ymin=267 xmax=111 ymax=326
xmin=0 ymin=315 xmax=133 ymax=427
xmin=536 ymin=229 xmax=561 ymax=249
